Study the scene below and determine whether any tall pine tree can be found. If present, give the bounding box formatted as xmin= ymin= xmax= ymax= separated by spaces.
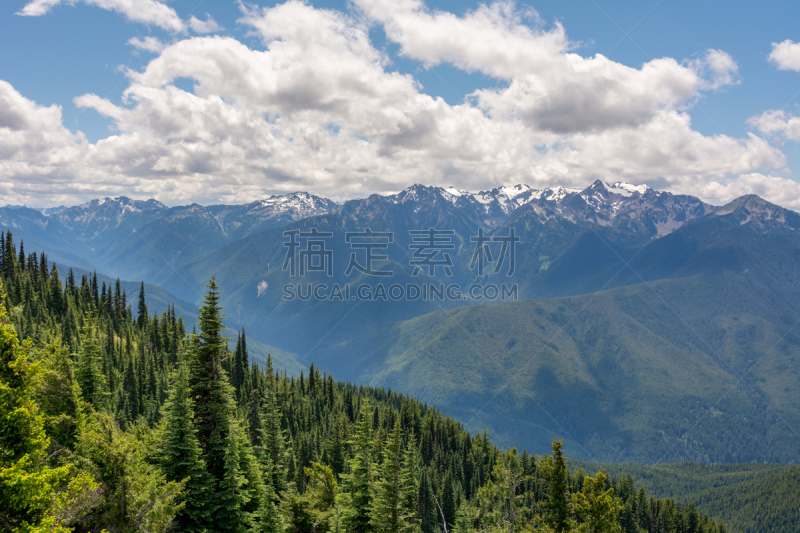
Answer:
xmin=157 ymin=359 xmax=215 ymax=533
xmin=343 ymin=399 xmax=374 ymax=533
xmin=137 ymin=282 xmax=148 ymax=330
xmin=545 ymin=440 xmax=573 ymax=533
xmin=258 ymin=355 xmax=287 ymax=494
xmin=372 ymin=419 xmax=405 ymax=533
xmin=188 ymin=277 xmax=250 ymax=532
xmin=75 ymin=321 xmax=106 ymax=407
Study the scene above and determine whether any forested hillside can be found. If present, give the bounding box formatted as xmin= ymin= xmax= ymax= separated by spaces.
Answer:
xmin=319 ymin=270 xmax=800 ymax=464
xmin=568 ymin=462 xmax=800 ymax=533
xmin=0 ymin=232 xmax=728 ymax=532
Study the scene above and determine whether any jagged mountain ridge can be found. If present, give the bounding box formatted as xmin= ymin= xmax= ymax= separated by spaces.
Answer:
xmin=365 ymin=179 xmax=718 ymax=236
xmin=0 ymin=181 xmax=777 ymax=295
xmin=0 ymin=191 xmax=339 ymax=282
xmin=204 ymin=192 xmax=339 ymax=241
xmin=53 ymin=192 xmax=337 ymax=237
xmin=8 ymin=180 xmax=719 ymax=241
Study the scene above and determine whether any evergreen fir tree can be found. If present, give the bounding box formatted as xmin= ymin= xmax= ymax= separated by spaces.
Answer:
xmin=545 ymin=440 xmax=573 ymax=533
xmin=400 ymin=432 xmax=421 ymax=531
xmin=372 ymin=419 xmax=405 ymax=533
xmin=3 ymin=230 xmax=14 ymax=277
xmin=441 ymin=470 xmax=457 ymax=529
xmin=254 ymin=458 xmax=283 ymax=533
xmin=157 ymin=360 xmax=215 ymax=533
xmin=49 ymin=265 xmax=63 ymax=317
xmin=259 ymin=355 xmax=288 ymax=494
xmin=75 ymin=322 xmax=106 ymax=407
xmin=233 ymin=331 xmax=243 ymax=395
xmin=215 ymin=421 xmax=249 ymax=533
xmin=343 ymin=399 xmax=374 ymax=533
xmin=188 ymin=278 xmax=251 ymax=531
xmin=418 ymin=467 xmax=438 ymax=533
xmin=572 ymin=471 xmax=622 ymax=533
xmin=66 ymin=267 xmax=75 ymax=293
xmin=122 ymin=353 xmax=139 ymax=422
xmin=17 ymin=242 xmax=25 ymax=275
xmin=189 ymin=277 xmax=233 ymax=459
xmin=91 ymin=271 xmax=99 ymax=306
xmin=137 ymin=282 xmax=148 ymax=330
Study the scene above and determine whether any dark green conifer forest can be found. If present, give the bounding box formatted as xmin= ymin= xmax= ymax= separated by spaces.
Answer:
xmin=1 ymin=233 xmax=731 ymax=532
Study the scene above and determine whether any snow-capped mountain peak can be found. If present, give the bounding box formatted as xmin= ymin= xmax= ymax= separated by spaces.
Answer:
xmin=497 ymin=184 xmax=533 ymax=198
xmin=441 ymin=186 xmax=471 ymax=206
xmin=576 ymin=180 xmax=651 ymax=209
xmin=74 ymin=196 xmax=166 ymax=213
xmin=606 ymin=181 xmax=650 ymax=196
xmin=531 ymin=185 xmax=582 ymax=203
xmin=443 ymin=186 xmax=466 ymax=197
xmin=249 ymin=191 xmax=337 ymax=219
xmin=388 ymin=184 xmax=455 ymax=205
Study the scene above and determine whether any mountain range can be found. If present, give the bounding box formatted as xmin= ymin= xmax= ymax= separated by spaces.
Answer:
xmin=0 ymin=192 xmax=337 ymax=285
xmin=3 ymin=181 xmax=800 ymax=463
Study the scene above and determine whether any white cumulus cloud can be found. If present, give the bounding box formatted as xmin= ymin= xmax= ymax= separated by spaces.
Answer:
xmin=0 ymin=80 xmax=90 ymax=205
xmin=18 ymin=0 xmax=185 ymax=33
xmin=127 ymin=36 xmax=165 ymax=53
xmin=769 ymin=39 xmax=800 ymax=72
xmin=353 ymin=0 xmax=570 ymax=79
xmin=189 ymin=14 xmax=222 ymax=34
xmin=354 ymin=0 xmax=740 ymax=135
xmin=16 ymin=0 xmax=62 ymax=16
xmin=691 ymin=49 xmax=741 ymax=90
xmin=748 ymin=109 xmax=800 ymax=141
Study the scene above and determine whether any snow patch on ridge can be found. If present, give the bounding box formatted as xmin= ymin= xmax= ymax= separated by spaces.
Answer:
xmin=608 ymin=182 xmax=650 ymax=196
xmin=532 ymin=186 xmax=581 ymax=202
xmin=498 ymin=184 xmax=533 ymax=199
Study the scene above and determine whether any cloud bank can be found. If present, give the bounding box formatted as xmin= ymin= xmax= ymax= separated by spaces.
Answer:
xmin=2 ymin=0 xmax=796 ymax=209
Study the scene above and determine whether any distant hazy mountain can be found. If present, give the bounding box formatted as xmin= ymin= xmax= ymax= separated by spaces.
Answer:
xmin=205 ymin=192 xmax=338 ymax=239
xmin=536 ymin=181 xmax=716 ymax=236
xmin=0 ymin=182 xmax=779 ymax=341
xmin=378 ymin=180 xmax=715 ymax=236
xmin=1 ymin=180 xmax=715 ymax=280
xmin=35 ymin=205 xmax=68 ymax=216
xmin=0 ymin=192 xmax=338 ymax=283
xmin=155 ymin=181 xmax=726 ymax=350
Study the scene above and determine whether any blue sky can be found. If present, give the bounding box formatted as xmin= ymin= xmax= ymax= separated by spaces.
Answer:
xmin=1 ymin=0 xmax=799 ymax=207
